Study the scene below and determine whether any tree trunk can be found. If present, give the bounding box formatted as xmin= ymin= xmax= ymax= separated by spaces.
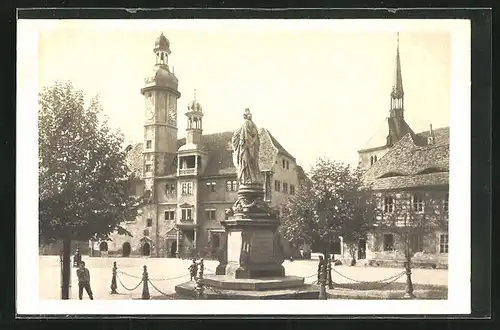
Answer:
xmin=61 ymin=238 xmax=71 ymax=299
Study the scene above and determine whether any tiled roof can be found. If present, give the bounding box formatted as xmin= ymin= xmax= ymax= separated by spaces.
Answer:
xmin=363 ymin=127 xmax=449 ymax=190
xmin=266 ymin=130 xmax=296 ymax=160
xmin=366 ymin=172 xmax=449 ymax=190
xmin=414 ymin=127 xmax=450 ymax=146
xmin=126 ymin=127 xmax=293 ymax=178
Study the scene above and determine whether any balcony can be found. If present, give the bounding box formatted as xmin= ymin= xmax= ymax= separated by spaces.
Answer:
xmin=178 ymin=168 xmax=197 ymax=176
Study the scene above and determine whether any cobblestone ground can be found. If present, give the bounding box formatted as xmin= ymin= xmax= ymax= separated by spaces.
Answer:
xmin=38 ymin=256 xmax=448 ymax=300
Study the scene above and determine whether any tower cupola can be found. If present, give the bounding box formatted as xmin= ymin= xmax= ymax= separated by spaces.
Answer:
xmin=185 ymin=89 xmax=203 ymax=146
xmin=154 ymin=32 xmax=171 ymax=66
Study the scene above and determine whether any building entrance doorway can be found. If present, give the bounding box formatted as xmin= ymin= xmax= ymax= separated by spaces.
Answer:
xmin=170 ymin=241 xmax=177 ymax=257
xmin=122 ymin=242 xmax=131 ymax=257
xmin=142 ymin=242 xmax=151 ymax=256
xmin=99 ymin=241 xmax=108 ymax=252
xmin=358 ymin=238 xmax=367 ymax=260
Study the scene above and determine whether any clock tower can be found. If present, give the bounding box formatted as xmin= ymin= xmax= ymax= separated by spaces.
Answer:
xmin=140 ymin=32 xmax=181 ymax=198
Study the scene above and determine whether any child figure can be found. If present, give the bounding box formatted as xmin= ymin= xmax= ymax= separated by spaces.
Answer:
xmin=76 ymin=261 xmax=94 ymax=300
xmin=188 ymin=259 xmax=198 ymax=281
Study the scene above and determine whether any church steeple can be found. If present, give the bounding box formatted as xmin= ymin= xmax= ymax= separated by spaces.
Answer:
xmin=390 ymin=32 xmax=404 ymax=118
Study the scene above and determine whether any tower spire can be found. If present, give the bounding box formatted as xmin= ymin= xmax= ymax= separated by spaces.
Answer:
xmin=390 ymin=32 xmax=404 ymax=117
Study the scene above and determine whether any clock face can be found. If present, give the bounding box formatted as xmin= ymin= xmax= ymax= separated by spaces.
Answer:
xmin=146 ymin=107 xmax=154 ymax=120
xmin=168 ymin=110 xmax=177 ymax=123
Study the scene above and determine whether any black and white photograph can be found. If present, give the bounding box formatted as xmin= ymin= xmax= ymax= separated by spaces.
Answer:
xmin=16 ymin=17 xmax=471 ymax=315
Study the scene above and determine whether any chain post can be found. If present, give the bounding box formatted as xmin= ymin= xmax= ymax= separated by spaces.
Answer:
xmin=404 ymin=261 xmax=415 ymax=299
xmin=110 ymin=261 xmax=118 ymax=294
xmin=195 ymin=258 xmax=205 ymax=299
xmin=327 ymin=255 xmax=334 ymax=289
xmin=142 ymin=265 xmax=150 ymax=300
xmin=318 ymin=261 xmax=327 ymax=300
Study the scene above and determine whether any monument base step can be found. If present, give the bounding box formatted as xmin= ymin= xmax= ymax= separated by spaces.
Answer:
xmin=175 ymin=281 xmax=319 ymax=300
xmin=203 ymin=275 xmax=304 ymax=291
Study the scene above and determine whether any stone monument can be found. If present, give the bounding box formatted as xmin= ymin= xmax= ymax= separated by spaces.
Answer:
xmin=175 ymin=109 xmax=319 ymax=299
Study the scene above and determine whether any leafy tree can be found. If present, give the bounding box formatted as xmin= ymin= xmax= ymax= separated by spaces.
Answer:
xmin=279 ymin=158 xmax=377 ymax=262
xmin=38 ymin=81 xmax=141 ymax=299
xmin=374 ymin=193 xmax=447 ymax=297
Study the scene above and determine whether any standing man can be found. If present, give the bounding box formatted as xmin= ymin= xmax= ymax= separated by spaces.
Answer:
xmin=76 ymin=261 xmax=94 ymax=300
xmin=317 ymin=255 xmax=324 ymax=284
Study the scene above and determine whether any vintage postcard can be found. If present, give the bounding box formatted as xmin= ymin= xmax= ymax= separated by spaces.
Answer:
xmin=16 ymin=17 xmax=471 ymax=315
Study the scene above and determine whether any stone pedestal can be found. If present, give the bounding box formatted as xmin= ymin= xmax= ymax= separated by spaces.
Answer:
xmin=175 ymin=184 xmax=319 ymax=299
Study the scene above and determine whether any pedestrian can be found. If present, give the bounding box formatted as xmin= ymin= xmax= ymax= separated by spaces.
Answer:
xmin=188 ymin=258 xmax=198 ymax=281
xmin=76 ymin=261 xmax=94 ymax=300
xmin=317 ymin=255 xmax=324 ymax=284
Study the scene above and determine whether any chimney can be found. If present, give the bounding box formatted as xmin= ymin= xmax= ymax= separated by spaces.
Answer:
xmin=427 ymin=123 xmax=435 ymax=145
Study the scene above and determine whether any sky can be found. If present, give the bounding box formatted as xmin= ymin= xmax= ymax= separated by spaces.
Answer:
xmin=36 ymin=20 xmax=453 ymax=170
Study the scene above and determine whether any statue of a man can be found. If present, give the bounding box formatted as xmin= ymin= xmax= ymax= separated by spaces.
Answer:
xmin=232 ymin=109 xmax=263 ymax=185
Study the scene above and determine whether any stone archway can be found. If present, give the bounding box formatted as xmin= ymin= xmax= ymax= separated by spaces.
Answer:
xmin=142 ymin=242 xmax=151 ymax=256
xmin=122 ymin=242 xmax=131 ymax=257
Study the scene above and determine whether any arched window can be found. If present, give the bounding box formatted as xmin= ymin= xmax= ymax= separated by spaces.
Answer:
xmin=370 ymin=156 xmax=374 ymax=165
xmin=99 ymin=241 xmax=108 ymax=252
xmin=374 ymin=155 xmax=378 ymax=162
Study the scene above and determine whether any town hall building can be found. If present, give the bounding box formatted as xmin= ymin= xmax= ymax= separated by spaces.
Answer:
xmin=99 ymin=33 xmax=302 ymax=259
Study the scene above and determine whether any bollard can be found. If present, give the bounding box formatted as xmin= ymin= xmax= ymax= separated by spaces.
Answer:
xmin=110 ymin=261 xmax=118 ymax=294
xmin=404 ymin=261 xmax=415 ymax=299
xmin=327 ymin=255 xmax=334 ymax=289
xmin=195 ymin=258 xmax=205 ymax=299
xmin=318 ymin=261 xmax=327 ymax=300
xmin=142 ymin=265 xmax=150 ymax=300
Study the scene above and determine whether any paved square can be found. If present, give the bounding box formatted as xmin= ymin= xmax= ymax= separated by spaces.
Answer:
xmin=38 ymin=256 xmax=447 ymax=300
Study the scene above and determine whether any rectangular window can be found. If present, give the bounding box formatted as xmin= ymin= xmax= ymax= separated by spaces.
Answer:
xmin=226 ymin=180 xmax=238 ymax=191
xmin=164 ymin=210 xmax=175 ymax=220
xmin=145 ymin=164 xmax=152 ymax=173
xmin=290 ymin=184 xmax=295 ymax=195
xmin=181 ymin=182 xmax=193 ymax=195
xmin=205 ymin=209 xmax=216 ymax=220
xmin=383 ymin=233 xmax=394 ymax=251
xmin=443 ymin=193 xmax=449 ymax=218
xmin=412 ymin=194 xmax=424 ymax=213
xmin=439 ymin=234 xmax=449 ymax=253
xmin=283 ymin=182 xmax=288 ymax=194
xmin=166 ymin=184 xmax=176 ymax=195
xmin=206 ymin=182 xmax=216 ymax=192
xmin=146 ymin=218 xmax=153 ymax=227
xmin=282 ymin=159 xmax=286 ymax=169
xmin=274 ymin=180 xmax=281 ymax=192
xmin=146 ymin=154 xmax=151 ymax=161
xmin=286 ymin=161 xmax=290 ymax=170
xmin=146 ymin=140 xmax=152 ymax=149
xmin=383 ymin=196 xmax=394 ymax=213
xmin=181 ymin=208 xmax=192 ymax=221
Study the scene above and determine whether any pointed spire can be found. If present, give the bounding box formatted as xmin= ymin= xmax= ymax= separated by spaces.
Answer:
xmin=391 ymin=32 xmax=404 ymax=99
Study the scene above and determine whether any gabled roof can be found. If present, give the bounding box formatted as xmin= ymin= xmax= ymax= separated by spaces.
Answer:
xmin=359 ymin=117 xmax=415 ymax=152
xmin=363 ymin=128 xmax=449 ymax=189
xmin=126 ymin=127 xmax=295 ymax=178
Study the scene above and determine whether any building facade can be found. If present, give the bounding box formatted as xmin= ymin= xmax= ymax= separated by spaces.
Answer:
xmin=343 ymin=33 xmax=450 ymax=268
xmin=102 ymin=33 xmax=301 ymax=258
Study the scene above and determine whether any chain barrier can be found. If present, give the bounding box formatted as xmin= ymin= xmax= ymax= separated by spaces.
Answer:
xmin=330 ymin=267 xmax=406 ymax=285
xmin=116 ymin=273 xmax=143 ymax=291
xmin=117 ymin=269 xmax=190 ymax=282
xmin=148 ymin=279 xmax=174 ymax=297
